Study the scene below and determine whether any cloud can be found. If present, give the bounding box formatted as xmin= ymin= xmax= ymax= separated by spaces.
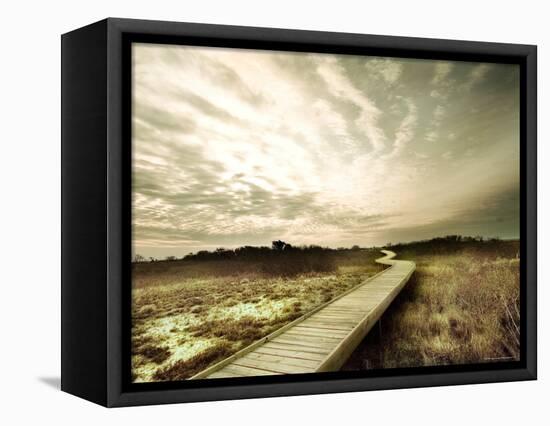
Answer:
xmin=442 ymin=151 xmax=453 ymax=160
xmin=433 ymin=105 xmax=446 ymax=121
xmin=131 ymin=44 xmax=520 ymax=257
xmin=461 ymin=63 xmax=492 ymax=91
xmin=387 ymin=97 xmax=418 ymax=157
xmin=364 ymin=58 xmax=403 ymax=84
xmin=425 ymin=131 xmax=438 ymax=142
xmin=314 ymin=56 xmax=386 ymax=152
xmin=432 ymin=62 xmax=454 ymax=85
xmin=430 ymin=89 xmax=446 ymax=100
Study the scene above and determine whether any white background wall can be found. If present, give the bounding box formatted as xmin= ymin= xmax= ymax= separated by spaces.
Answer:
xmin=0 ymin=0 xmax=546 ymax=423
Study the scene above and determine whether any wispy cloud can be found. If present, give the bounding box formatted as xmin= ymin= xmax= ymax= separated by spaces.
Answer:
xmin=432 ymin=62 xmax=454 ymax=85
xmin=387 ymin=97 xmax=418 ymax=158
xmin=314 ymin=56 xmax=386 ymax=153
xmin=365 ymin=58 xmax=403 ymax=84
xmin=132 ymin=44 xmax=520 ymax=257
xmin=461 ymin=63 xmax=492 ymax=91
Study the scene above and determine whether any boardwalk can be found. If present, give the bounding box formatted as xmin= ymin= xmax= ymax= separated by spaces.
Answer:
xmin=191 ymin=250 xmax=415 ymax=379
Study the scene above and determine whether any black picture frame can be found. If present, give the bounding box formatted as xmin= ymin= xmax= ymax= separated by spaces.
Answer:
xmin=61 ymin=17 xmax=537 ymax=407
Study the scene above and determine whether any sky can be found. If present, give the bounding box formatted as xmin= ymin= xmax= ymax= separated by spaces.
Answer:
xmin=132 ymin=43 xmax=520 ymax=259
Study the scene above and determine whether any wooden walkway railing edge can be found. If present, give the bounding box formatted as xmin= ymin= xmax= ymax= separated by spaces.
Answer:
xmin=316 ymin=251 xmax=415 ymax=371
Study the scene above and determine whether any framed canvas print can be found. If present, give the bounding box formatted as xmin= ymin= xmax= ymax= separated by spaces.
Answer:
xmin=61 ymin=18 xmax=537 ymax=407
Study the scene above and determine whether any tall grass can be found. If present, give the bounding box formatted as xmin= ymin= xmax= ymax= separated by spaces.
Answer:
xmin=343 ymin=240 xmax=520 ymax=370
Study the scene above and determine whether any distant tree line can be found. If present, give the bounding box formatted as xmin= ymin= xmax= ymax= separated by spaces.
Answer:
xmin=181 ymin=240 xmax=343 ymax=263
xmin=132 ymin=240 xmax=367 ymax=273
xmin=133 ymin=235 xmax=514 ymax=264
xmin=388 ymin=235 xmax=516 ymax=257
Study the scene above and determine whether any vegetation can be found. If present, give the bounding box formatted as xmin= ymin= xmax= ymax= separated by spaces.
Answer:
xmin=343 ymin=237 xmax=520 ymax=370
xmin=132 ymin=244 xmax=384 ymax=382
xmin=134 ymin=242 xmax=342 ymax=277
xmin=133 ymin=236 xmax=520 ymax=381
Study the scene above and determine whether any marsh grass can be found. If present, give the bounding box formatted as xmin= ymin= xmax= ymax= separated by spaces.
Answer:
xmin=132 ymin=249 xmax=384 ymax=382
xmin=343 ymin=240 xmax=520 ymax=370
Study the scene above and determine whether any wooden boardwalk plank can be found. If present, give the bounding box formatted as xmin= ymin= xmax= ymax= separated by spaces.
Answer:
xmin=267 ymin=337 xmax=339 ymax=351
xmin=233 ymin=358 xmax=309 ymax=375
xmin=241 ymin=352 xmax=320 ymax=369
xmin=295 ymin=323 xmax=354 ymax=332
xmin=191 ymin=250 xmax=415 ymax=379
xmin=254 ymin=346 xmax=327 ymax=361
xmin=221 ymin=364 xmax=282 ymax=376
xmin=261 ymin=342 xmax=332 ymax=356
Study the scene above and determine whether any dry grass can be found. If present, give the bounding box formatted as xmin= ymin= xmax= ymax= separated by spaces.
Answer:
xmin=132 ymin=249 xmax=384 ymax=382
xmin=343 ymin=241 xmax=520 ymax=370
xmin=153 ymin=342 xmax=234 ymax=382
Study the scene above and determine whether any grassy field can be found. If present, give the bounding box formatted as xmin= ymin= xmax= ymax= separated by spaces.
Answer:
xmin=343 ymin=238 xmax=520 ymax=370
xmin=132 ymin=248 xmax=385 ymax=382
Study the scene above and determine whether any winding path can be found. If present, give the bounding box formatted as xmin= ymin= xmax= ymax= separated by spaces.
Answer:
xmin=191 ymin=250 xmax=415 ymax=379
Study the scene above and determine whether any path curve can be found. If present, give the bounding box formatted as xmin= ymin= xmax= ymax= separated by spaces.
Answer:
xmin=191 ymin=250 xmax=415 ymax=379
